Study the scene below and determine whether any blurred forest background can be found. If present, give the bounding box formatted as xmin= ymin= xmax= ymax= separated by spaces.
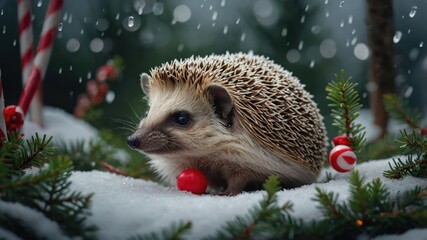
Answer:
xmin=0 ymin=0 xmax=426 ymax=139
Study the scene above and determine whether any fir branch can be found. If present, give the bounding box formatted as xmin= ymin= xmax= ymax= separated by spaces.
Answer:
xmin=383 ymin=94 xmax=421 ymax=129
xmin=208 ymin=175 xmax=285 ymax=240
xmin=129 ymin=221 xmax=192 ymax=240
xmin=0 ymin=157 xmax=97 ymax=238
xmin=397 ymin=129 xmax=427 ymax=154
xmin=314 ymin=188 xmax=341 ymax=218
xmin=383 ymin=156 xmax=427 ymax=179
xmin=358 ymin=134 xmax=400 ymax=162
xmin=384 ymin=129 xmax=427 ymax=179
xmin=55 ymin=139 xmax=116 ymax=171
xmin=0 ymin=133 xmax=54 ymax=180
xmin=365 ymin=178 xmax=390 ymax=212
xmin=18 ymin=134 xmax=54 ymax=170
xmin=347 ymin=171 xmax=370 ymax=220
xmin=0 ymin=213 xmax=37 ymax=240
xmin=312 ymin=171 xmax=427 ymax=238
xmin=0 ymin=133 xmax=24 ymax=178
xmin=326 ymin=70 xmax=366 ymax=152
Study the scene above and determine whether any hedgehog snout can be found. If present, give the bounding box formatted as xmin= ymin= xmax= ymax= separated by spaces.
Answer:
xmin=127 ymin=129 xmax=175 ymax=154
xmin=127 ymin=135 xmax=140 ymax=149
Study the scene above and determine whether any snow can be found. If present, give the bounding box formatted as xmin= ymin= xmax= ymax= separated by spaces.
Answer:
xmin=1 ymin=107 xmax=427 ymax=239
xmin=23 ymin=107 xmax=99 ymax=144
xmin=0 ymin=201 xmax=67 ymax=240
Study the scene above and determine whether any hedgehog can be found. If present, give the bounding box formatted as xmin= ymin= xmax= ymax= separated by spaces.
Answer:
xmin=127 ymin=53 xmax=328 ymax=195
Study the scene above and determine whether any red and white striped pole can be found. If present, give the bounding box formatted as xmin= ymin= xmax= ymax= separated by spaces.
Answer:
xmin=18 ymin=0 xmax=63 ymax=116
xmin=0 ymin=71 xmax=8 ymax=143
xmin=17 ymin=0 xmax=34 ymax=81
xmin=17 ymin=0 xmax=44 ymax=127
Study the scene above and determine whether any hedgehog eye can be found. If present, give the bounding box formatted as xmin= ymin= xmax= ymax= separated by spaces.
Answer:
xmin=174 ymin=112 xmax=190 ymax=126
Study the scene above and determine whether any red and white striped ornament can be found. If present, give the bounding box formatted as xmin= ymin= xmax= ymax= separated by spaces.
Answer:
xmin=18 ymin=0 xmax=63 ymax=116
xmin=328 ymin=145 xmax=357 ymax=173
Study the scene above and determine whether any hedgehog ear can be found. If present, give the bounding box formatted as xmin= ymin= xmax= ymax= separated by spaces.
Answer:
xmin=140 ymin=73 xmax=151 ymax=95
xmin=207 ymin=84 xmax=233 ymax=121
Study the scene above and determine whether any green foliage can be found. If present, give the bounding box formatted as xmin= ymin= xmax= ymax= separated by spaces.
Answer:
xmin=326 ymin=70 xmax=366 ymax=152
xmin=207 ymin=175 xmax=287 ymax=240
xmin=383 ymin=155 xmax=427 ymax=179
xmin=397 ymin=129 xmax=427 ymax=154
xmin=0 ymin=133 xmax=54 ymax=178
xmin=55 ymin=139 xmax=115 ymax=171
xmin=129 ymin=221 xmax=192 ymax=240
xmin=313 ymin=171 xmax=427 ymax=238
xmin=382 ymin=94 xmax=427 ymax=179
xmin=383 ymin=94 xmax=422 ymax=128
xmin=358 ymin=134 xmax=400 ymax=162
xmin=0 ymin=134 xmax=96 ymax=239
xmin=142 ymin=172 xmax=427 ymax=240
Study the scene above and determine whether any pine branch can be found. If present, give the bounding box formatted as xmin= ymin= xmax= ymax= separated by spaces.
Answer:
xmin=397 ymin=129 xmax=427 ymax=154
xmin=0 ymin=133 xmax=24 ymax=178
xmin=358 ymin=134 xmax=400 ymax=162
xmin=207 ymin=176 xmax=285 ymax=240
xmin=0 ymin=133 xmax=54 ymax=180
xmin=383 ymin=129 xmax=427 ymax=179
xmin=0 ymin=213 xmax=37 ymax=239
xmin=312 ymin=170 xmax=427 ymax=237
xmin=383 ymin=94 xmax=421 ymax=129
xmin=347 ymin=171 xmax=370 ymax=220
xmin=55 ymin=139 xmax=117 ymax=172
xmin=383 ymin=155 xmax=427 ymax=179
xmin=18 ymin=134 xmax=54 ymax=170
xmin=382 ymin=94 xmax=427 ymax=179
xmin=326 ymin=70 xmax=366 ymax=152
xmin=314 ymin=187 xmax=341 ymax=218
xmin=1 ymin=155 xmax=97 ymax=238
xmin=129 ymin=221 xmax=192 ymax=240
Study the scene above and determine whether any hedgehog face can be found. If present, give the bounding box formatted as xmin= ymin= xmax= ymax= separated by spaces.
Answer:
xmin=127 ymin=73 xmax=235 ymax=157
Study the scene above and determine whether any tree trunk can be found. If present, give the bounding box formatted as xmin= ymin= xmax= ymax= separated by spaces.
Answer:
xmin=365 ymin=0 xmax=397 ymax=139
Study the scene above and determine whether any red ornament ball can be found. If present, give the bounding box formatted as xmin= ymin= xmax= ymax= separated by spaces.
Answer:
xmin=328 ymin=145 xmax=357 ymax=173
xmin=4 ymin=105 xmax=24 ymax=131
xmin=177 ymin=169 xmax=207 ymax=195
xmin=332 ymin=135 xmax=351 ymax=147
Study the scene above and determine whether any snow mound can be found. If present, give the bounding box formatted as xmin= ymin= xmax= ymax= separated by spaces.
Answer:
xmin=23 ymin=106 xmax=99 ymax=144
xmin=1 ymin=107 xmax=425 ymax=239
xmin=68 ymin=159 xmax=427 ymax=239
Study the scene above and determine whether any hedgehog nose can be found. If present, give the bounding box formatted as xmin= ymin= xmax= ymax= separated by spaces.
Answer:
xmin=127 ymin=135 xmax=140 ymax=149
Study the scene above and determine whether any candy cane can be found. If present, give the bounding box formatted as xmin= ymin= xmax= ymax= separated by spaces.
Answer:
xmin=17 ymin=0 xmax=34 ymax=81
xmin=0 ymin=72 xmax=8 ymax=142
xmin=18 ymin=0 xmax=63 ymax=115
xmin=17 ymin=0 xmax=44 ymax=127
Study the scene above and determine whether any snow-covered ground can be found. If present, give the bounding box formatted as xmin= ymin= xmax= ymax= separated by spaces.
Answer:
xmin=2 ymin=107 xmax=427 ymax=239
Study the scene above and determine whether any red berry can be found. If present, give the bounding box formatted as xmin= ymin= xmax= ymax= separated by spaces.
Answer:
xmin=0 ymin=129 xmax=6 ymax=145
xmin=74 ymin=106 xmax=87 ymax=118
xmin=3 ymin=105 xmax=24 ymax=131
xmin=177 ymin=169 xmax=207 ymax=195
xmin=421 ymin=128 xmax=427 ymax=136
xmin=98 ymin=82 xmax=109 ymax=95
xmin=333 ymin=135 xmax=352 ymax=147
xmin=91 ymin=93 xmax=105 ymax=105
xmin=86 ymin=80 xmax=99 ymax=97
xmin=77 ymin=94 xmax=91 ymax=110
xmin=97 ymin=65 xmax=117 ymax=82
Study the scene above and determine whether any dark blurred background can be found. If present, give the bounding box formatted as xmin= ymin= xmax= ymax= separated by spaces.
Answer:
xmin=0 ymin=0 xmax=426 ymax=138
